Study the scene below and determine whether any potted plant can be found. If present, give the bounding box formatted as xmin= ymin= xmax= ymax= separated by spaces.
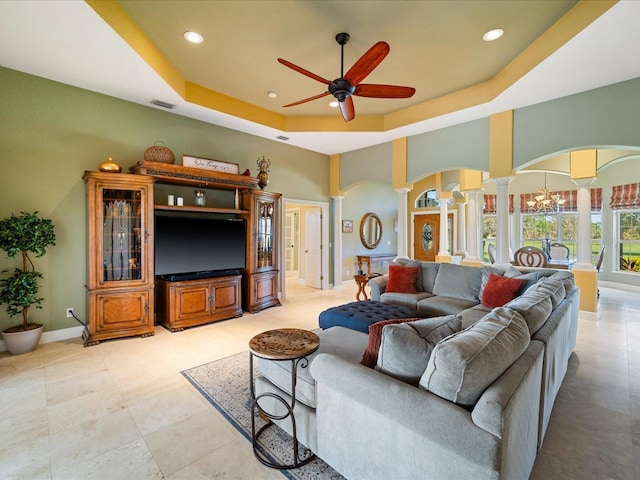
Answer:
xmin=0 ymin=211 xmax=56 ymax=355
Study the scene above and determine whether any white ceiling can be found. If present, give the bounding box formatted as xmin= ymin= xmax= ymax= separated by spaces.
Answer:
xmin=1 ymin=1 xmax=640 ymax=155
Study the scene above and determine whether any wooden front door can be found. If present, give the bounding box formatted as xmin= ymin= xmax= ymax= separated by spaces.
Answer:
xmin=414 ymin=214 xmax=439 ymax=261
xmin=413 ymin=214 xmax=454 ymax=261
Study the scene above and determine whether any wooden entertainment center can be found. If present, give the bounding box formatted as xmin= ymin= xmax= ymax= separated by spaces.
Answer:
xmin=83 ymin=161 xmax=281 ymax=345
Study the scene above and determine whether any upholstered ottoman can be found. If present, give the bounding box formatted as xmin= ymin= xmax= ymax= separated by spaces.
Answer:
xmin=254 ymin=326 xmax=369 ymax=453
xmin=318 ymin=300 xmax=427 ymax=333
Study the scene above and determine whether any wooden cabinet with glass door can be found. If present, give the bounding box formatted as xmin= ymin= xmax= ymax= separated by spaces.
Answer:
xmin=83 ymin=172 xmax=155 ymax=346
xmin=241 ymin=190 xmax=282 ymax=313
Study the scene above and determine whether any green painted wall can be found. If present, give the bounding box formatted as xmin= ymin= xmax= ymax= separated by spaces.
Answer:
xmin=0 ymin=67 xmax=329 ymax=333
xmin=514 ymin=77 xmax=640 ymax=167
xmin=340 ymin=143 xmax=392 ymax=190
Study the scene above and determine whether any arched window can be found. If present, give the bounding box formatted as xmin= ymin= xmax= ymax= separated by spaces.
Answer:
xmin=416 ymin=189 xmax=439 ymax=208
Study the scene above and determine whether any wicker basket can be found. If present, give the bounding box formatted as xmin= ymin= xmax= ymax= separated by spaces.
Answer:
xmin=144 ymin=141 xmax=175 ymax=164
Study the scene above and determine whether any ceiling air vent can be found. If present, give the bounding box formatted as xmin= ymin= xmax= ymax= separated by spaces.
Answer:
xmin=150 ymin=99 xmax=175 ymax=109
xmin=276 ymin=135 xmax=289 ymax=141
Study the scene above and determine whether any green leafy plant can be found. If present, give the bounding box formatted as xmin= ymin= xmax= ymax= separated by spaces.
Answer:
xmin=620 ymin=256 xmax=640 ymax=272
xmin=0 ymin=212 xmax=56 ymax=331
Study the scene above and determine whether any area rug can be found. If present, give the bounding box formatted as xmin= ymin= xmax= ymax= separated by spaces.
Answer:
xmin=181 ymin=352 xmax=345 ymax=480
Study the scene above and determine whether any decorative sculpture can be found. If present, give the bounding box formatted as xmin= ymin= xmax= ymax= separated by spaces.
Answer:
xmin=257 ymin=156 xmax=270 ymax=190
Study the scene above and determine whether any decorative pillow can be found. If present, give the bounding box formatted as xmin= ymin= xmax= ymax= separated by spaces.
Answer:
xmin=419 ymin=262 xmax=441 ymax=293
xmin=481 ymin=274 xmax=523 ymax=308
xmin=385 ymin=265 xmax=419 ymax=294
xmin=389 ymin=259 xmax=423 ymax=291
xmin=479 ymin=266 xmax=505 ymax=300
xmin=420 ymin=307 xmax=530 ymax=406
xmin=432 ymin=263 xmax=482 ymax=302
xmin=375 ymin=315 xmax=462 ymax=386
xmin=504 ymin=267 xmax=539 ymax=292
xmin=505 ymin=290 xmax=553 ymax=335
xmin=360 ymin=317 xmax=422 ymax=368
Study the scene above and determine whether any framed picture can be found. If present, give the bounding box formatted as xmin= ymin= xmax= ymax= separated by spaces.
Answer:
xmin=182 ymin=154 xmax=239 ymax=174
xmin=342 ymin=219 xmax=353 ymax=233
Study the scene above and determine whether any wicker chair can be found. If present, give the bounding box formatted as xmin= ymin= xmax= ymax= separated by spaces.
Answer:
xmin=513 ymin=246 xmax=548 ymax=268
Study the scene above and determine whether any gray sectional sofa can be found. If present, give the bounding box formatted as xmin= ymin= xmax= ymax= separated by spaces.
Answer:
xmin=255 ymin=261 xmax=580 ymax=480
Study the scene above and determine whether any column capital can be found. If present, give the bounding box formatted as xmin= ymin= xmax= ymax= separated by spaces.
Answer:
xmin=572 ymin=178 xmax=595 ymax=189
xmin=492 ymin=176 xmax=513 ymax=186
xmin=331 ymin=194 xmax=345 ymax=200
xmin=394 ymin=186 xmax=412 ymax=195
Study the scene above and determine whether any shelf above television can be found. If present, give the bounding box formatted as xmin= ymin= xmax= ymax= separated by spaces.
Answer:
xmin=131 ymin=161 xmax=259 ymax=191
xmin=155 ymin=205 xmax=248 ymax=215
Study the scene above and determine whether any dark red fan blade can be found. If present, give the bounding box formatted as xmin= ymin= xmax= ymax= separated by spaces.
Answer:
xmin=282 ymin=91 xmax=330 ymax=108
xmin=344 ymin=41 xmax=389 ymax=86
xmin=354 ymin=84 xmax=416 ymax=98
xmin=339 ymin=96 xmax=355 ymax=122
xmin=278 ymin=58 xmax=334 ymax=85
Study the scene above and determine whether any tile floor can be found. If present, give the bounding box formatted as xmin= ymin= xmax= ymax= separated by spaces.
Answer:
xmin=0 ymin=280 xmax=638 ymax=479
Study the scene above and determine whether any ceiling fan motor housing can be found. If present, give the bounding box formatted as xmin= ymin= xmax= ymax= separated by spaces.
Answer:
xmin=329 ymin=78 xmax=355 ymax=102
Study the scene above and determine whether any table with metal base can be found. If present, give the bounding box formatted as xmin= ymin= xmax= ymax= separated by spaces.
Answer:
xmin=249 ymin=328 xmax=320 ymax=469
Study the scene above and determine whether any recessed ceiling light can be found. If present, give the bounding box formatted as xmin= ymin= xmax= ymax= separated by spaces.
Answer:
xmin=483 ymin=28 xmax=504 ymax=42
xmin=267 ymin=91 xmax=278 ymax=99
xmin=184 ymin=31 xmax=203 ymax=44
xmin=329 ymin=101 xmax=339 ymax=108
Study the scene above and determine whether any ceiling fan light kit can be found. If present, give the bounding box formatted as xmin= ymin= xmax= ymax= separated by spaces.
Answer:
xmin=278 ymin=32 xmax=416 ymax=122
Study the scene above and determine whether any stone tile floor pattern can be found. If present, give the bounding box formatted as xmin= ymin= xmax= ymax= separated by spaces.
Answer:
xmin=0 ymin=279 xmax=638 ymax=479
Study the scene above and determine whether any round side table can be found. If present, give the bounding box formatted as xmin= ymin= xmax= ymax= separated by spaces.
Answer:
xmin=249 ymin=328 xmax=319 ymax=469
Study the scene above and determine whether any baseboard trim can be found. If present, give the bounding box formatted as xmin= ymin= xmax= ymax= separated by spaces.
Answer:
xmin=0 ymin=325 xmax=84 ymax=353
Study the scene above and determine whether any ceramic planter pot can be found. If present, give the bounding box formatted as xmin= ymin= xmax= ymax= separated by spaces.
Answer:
xmin=2 ymin=324 xmax=43 ymax=355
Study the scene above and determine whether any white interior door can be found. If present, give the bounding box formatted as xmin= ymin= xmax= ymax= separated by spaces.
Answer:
xmin=285 ymin=210 xmax=299 ymax=277
xmin=305 ymin=207 xmax=322 ymax=289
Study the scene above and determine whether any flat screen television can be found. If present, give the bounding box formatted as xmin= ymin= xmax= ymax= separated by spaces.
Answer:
xmin=154 ymin=212 xmax=246 ymax=280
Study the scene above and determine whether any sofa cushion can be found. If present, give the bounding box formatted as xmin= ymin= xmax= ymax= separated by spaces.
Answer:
xmin=505 ymin=290 xmax=553 ymax=335
xmin=416 ymin=295 xmax=479 ymax=317
xmin=386 ymin=265 xmax=419 ymax=294
xmin=257 ymin=326 xmax=368 ymax=409
xmin=549 ymin=270 xmax=575 ymax=297
xmin=481 ymin=274 xmax=523 ymax=308
xmin=360 ymin=317 xmax=423 ymax=368
xmin=528 ymin=277 xmax=566 ymax=308
xmin=420 ymin=307 xmax=530 ymax=406
xmin=389 ymin=258 xmax=423 ymax=291
xmin=432 ymin=263 xmax=482 ymax=302
xmin=419 ymin=261 xmax=441 ymax=293
xmin=380 ymin=291 xmax=433 ymax=310
xmin=375 ymin=315 xmax=462 ymax=385
xmin=458 ymin=304 xmax=492 ymax=329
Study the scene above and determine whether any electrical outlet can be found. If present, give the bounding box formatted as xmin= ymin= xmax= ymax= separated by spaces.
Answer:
xmin=66 ymin=308 xmax=74 ymax=318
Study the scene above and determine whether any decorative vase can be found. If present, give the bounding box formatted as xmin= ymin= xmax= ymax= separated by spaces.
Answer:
xmin=98 ymin=157 xmax=122 ymax=173
xmin=2 ymin=324 xmax=44 ymax=355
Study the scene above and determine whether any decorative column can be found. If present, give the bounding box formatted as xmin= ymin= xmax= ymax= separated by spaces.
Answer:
xmin=462 ymin=190 xmax=482 ymax=264
xmin=573 ymin=179 xmax=596 ymax=270
xmin=494 ymin=177 xmax=512 ymax=265
xmin=395 ymin=187 xmax=410 ymax=258
xmin=437 ymin=197 xmax=450 ymax=259
xmin=332 ymin=196 xmax=344 ymax=288
xmin=455 ymin=198 xmax=467 ymax=257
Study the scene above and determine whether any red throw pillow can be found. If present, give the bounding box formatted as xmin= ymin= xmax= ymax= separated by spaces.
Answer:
xmin=385 ymin=265 xmax=419 ymax=294
xmin=481 ymin=274 xmax=524 ymax=308
xmin=361 ymin=318 xmax=422 ymax=368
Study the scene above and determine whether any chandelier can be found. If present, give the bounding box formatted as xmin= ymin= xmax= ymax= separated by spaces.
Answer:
xmin=526 ymin=173 xmax=566 ymax=213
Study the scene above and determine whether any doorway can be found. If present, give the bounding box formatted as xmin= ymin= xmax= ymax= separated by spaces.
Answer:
xmin=413 ymin=213 xmax=454 ymax=261
xmin=283 ymin=199 xmax=330 ymax=295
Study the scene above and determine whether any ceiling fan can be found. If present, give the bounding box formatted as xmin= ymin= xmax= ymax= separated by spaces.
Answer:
xmin=278 ymin=33 xmax=416 ymax=122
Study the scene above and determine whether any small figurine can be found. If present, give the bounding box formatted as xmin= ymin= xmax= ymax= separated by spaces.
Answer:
xmin=257 ymin=156 xmax=270 ymax=190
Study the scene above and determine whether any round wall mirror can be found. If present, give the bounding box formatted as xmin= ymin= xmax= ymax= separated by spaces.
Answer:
xmin=360 ymin=212 xmax=383 ymax=250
